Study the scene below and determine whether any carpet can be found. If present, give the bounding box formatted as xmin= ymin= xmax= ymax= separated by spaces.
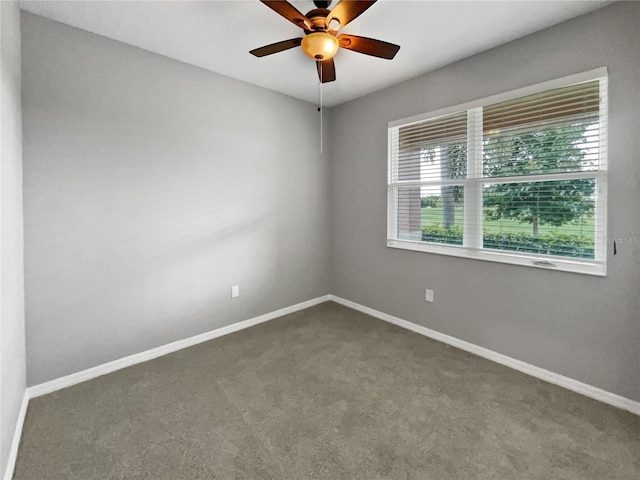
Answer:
xmin=13 ymin=301 xmax=640 ymax=479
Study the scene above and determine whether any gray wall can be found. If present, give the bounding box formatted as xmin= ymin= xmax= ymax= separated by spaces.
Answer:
xmin=20 ymin=3 xmax=640 ymax=404
xmin=22 ymin=13 xmax=331 ymax=385
xmin=330 ymin=2 xmax=640 ymax=402
xmin=1 ymin=0 xmax=27 ymax=477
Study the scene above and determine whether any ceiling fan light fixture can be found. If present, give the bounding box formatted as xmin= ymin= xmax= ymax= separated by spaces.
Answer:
xmin=301 ymin=32 xmax=339 ymax=60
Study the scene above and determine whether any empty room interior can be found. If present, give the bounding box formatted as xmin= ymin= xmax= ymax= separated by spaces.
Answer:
xmin=1 ymin=0 xmax=639 ymax=478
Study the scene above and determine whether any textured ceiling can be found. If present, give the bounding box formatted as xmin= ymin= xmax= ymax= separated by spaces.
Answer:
xmin=19 ymin=0 xmax=612 ymax=107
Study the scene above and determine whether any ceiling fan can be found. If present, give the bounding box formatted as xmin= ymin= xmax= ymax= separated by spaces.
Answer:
xmin=250 ymin=0 xmax=400 ymax=83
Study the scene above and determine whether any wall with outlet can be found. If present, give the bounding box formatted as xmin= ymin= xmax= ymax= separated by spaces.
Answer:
xmin=19 ymin=3 xmax=640 ymax=405
xmin=330 ymin=2 xmax=640 ymax=402
xmin=21 ymin=13 xmax=331 ymax=385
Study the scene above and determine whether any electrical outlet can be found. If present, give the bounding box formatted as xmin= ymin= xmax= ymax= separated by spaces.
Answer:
xmin=425 ymin=289 xmax=434 ymax=303
xmin=231 ymin=285 xmax=240 ymax=298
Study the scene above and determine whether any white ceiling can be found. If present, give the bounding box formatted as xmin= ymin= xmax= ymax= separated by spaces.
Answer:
xmin=19 ymin=0 xmax=612 ymax=107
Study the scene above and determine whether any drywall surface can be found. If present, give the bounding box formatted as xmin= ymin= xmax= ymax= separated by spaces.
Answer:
xmin=330 ymin=2 xmax=640 ymax=402
xmin=22 ymin=13 xmax=331 ymax=385
xmin=1 ymin=0 xmax=27 ymax=477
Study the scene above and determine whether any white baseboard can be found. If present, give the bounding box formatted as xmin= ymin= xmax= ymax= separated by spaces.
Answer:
xmin=3 ymin=391 xmax=29 ymax=480
xmin=28 ymin=295 xmax=330 ymax=399
xmin=328 ymin=295 xmax=640 ymax=416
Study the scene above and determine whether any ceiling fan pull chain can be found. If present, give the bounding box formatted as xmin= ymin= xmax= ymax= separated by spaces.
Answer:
xmin=317 ymin=63 xmax=321 ymax=112
xmin=318 ymin=62 xmax=323 ymax=153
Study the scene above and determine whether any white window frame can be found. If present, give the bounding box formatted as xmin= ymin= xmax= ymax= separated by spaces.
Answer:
xmin=387 ymin=68 xmax=608 ymax=276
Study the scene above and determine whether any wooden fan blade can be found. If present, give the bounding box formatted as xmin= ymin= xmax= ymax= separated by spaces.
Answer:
xmin=327 ymin=1 xmax=376 ymax=28
xmin=338 ymin=34 xmax=400 ymax=59
xmin=316 ymin=59 xmax=336 ymax=83
xmin=250 ymin=38 xmax=303 ymax=57
xmin=259 ymin=1 xmax=312 ymax=31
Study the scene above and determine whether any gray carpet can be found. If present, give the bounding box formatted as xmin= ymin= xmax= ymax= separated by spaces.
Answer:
xmin=14 ymin=302 xmax=640 ymax=479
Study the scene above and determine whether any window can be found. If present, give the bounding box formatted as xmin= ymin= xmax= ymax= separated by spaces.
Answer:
xmin=387 ymin=69 xmax=607 ymax=275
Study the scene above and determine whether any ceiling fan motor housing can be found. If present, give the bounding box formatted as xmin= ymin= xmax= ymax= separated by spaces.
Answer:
xmin=313 ymin=1 xmax=332 ymax=9
xmin=305 ymin=8 xmax=332 ymax=31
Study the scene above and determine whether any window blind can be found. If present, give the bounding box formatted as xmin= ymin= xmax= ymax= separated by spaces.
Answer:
xmin=394 ymin=111 xmax=468 ymax=182
xmin=483 ymin=81 xmax=602 ymax=176
xmin=388 ymin=70 xmax=607 ymax=275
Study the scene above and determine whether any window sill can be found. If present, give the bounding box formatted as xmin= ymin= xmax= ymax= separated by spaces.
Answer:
xmin=387 ymin=239 xmax=606 ymax=276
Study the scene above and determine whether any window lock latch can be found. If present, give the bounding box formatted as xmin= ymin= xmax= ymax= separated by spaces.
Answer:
xmin=532 ymin=260 xmax=557 ymax=268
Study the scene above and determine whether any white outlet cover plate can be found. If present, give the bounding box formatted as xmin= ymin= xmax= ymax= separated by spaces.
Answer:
xmin=425 ymin=289 xmax=434 ymax=303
